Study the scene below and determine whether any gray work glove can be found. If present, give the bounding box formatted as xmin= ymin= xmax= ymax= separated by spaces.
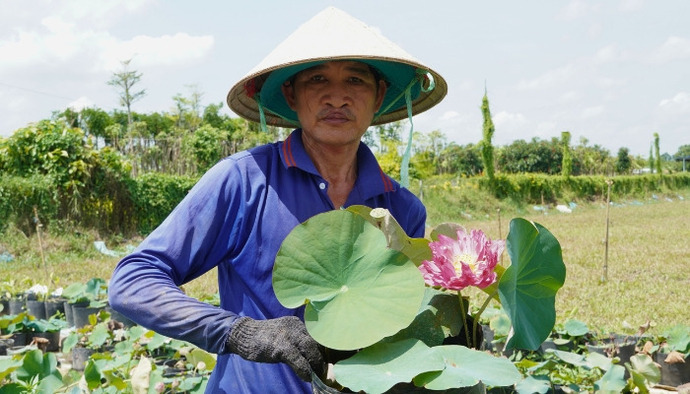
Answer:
xmin=226 ymin=316 xmax=325 ymax=381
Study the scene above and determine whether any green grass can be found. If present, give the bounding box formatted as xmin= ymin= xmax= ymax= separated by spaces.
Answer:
xmin=424 ymin=189 xmax=690 ymax=335
xmin=1 ymin=185 xmax=688 ymax=336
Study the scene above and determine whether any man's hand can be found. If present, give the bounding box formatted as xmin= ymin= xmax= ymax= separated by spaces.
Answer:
xmin=226 ymin=316 xmax=325 ymax=381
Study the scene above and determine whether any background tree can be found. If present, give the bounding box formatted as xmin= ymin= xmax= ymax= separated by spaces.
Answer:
xmin=108 ymin=59 xmax=146 ymax=127
xmin=479 ymin=92 xmax=496 ymax=183
xmin=648 ymin=143 xmax=654 ymax=174
xmin=615 ymin=147 xmax=632 ymax=174
xmin=561 ymin=131 xmax=572 ymax=179
xmin=654 ymin=132 xmax=662 ymax=176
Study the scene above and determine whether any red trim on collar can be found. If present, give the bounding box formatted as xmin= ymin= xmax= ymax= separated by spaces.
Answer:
xmin=282 ymin=134 xmax=296 ymax=167
xmin=378 ymin=167 xmax=395 ymax=192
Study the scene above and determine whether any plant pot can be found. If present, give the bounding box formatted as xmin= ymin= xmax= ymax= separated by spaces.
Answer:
xmin=30 ymin=331 xmax=61 ymax=352
xmin=63 ymin=300 xmax=83 ymax=326
xmin=0 ymin=299 xmax=9 ymax=315
xmin=106 ymin=305 xmax=136 ymax=327
xmin=71 ymin=303 xmax=101 ymax=328
xmin=26 ymin=300 xmax=47 ymax=319
xmin=10 ymin=331 xmax=28 ymax=346
xmin=310 ymin=371 xmax=487 ymax=393
xmin=72 ymin=346 xmax=95 ymax=371
xmin=656 ymin=352 xmax=690 ymax=387
xmin=0 ymin=338 xmax=14 ymax=355
xmin=45 ymin=298 xmax=66 ymax=319
xmin=9 ymin=297 xmax=25 ymax=315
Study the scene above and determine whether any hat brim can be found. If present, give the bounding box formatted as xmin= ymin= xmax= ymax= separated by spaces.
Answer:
xmin=227 ymin=56 xmax=446 ymax=128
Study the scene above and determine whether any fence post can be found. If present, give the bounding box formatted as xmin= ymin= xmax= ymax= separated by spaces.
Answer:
xmin=602 ymin=179 xmax=613 ymax=283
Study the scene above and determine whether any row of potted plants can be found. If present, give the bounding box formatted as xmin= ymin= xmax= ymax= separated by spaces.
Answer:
xmin=481 ymin=310 xmax=690 ymax=391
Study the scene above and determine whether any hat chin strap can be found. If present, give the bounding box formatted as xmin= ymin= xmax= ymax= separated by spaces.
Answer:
xmin=381 ymin=69 xmax=434 ymax=189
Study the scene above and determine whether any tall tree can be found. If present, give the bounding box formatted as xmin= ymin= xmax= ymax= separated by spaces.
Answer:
xmin=615 ymin=147 xmax=632 ymax=174
xmin=654 ymin=132 xmax=662 ymax=176
xmin=108 ymin=59 xmax=146 ymax=127
xmin=561 ymin=131 xmax=572 ymax=179
xmin=479 ymin=91 xmax=496 ymax=184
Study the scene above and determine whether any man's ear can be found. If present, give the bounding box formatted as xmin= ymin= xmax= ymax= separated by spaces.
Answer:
xmin=374 ymin=80 xmax=387 ymax=112
xmin=281 ymin=82 xmax=296 ymax=110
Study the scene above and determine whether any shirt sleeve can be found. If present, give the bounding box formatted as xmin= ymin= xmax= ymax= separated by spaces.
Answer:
xmin=108 ymin=158 xmax=245 ymax=354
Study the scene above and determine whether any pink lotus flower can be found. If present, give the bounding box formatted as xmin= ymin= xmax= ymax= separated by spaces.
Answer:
xmin=419 ymin=228 xmax=504 ymax=291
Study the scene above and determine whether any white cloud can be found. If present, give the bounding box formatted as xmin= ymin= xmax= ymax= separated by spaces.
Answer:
xmin=649 ymin=36 xmax=690 ymax=64
xmin=557 ymin=0 xmax=601 ymax=20
xmin=581 ymin=105 xmax=605 ymax=118
xmin=440 ymin=111 xmax=460 ymax=121
xmin=98 ymin=33 xmax=214 ymax=71
xmin=493 ymin=111 xmax=528 ymax=129
xmin=516 ymin=64 xmax=576 ymax=90
xmin=659 ymin=92 xmax=690 ymax=113
xmin=618 ymin=0 xmax=645 ymax=12
xmin=68 ymin=96 xmax=94 ymax=111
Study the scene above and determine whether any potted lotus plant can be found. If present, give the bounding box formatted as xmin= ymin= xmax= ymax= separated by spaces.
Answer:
xmin=272 ymin=206 xmax=566 ymax=393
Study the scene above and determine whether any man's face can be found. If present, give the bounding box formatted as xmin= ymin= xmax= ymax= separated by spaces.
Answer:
xmin=281 ymin=60 xmax=387 ymax=148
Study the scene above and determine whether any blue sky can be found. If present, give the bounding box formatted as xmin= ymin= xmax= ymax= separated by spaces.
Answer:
xmin=1 ymin=0 xmax=688 ymax=156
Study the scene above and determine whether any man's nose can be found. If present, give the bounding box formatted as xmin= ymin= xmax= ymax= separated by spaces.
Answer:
xmin=322 ymin=82 xmax=351 ymax=107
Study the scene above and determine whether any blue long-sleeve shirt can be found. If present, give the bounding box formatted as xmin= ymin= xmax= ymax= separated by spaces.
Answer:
xmin=108 ymin=128 xmax=426 ymax=393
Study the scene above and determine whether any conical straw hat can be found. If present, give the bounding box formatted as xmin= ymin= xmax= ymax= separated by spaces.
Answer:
xmin=227 ymin=6 xmax=447 ymax=128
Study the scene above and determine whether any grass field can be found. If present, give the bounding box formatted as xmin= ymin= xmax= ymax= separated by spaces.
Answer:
xmin=1 ymin=188 xmax=688 ymax=337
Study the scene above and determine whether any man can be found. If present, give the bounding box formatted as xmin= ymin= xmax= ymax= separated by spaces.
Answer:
xmin=108 ymin=7 xmax=446 ymax=393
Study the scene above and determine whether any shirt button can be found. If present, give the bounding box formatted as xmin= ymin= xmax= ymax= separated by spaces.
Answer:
xmin=319 ymin=182 xmax=326 ymax=190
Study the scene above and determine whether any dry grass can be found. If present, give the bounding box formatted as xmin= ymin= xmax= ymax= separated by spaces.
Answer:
xmin=1 ymin=192 xmax=688 ymax=335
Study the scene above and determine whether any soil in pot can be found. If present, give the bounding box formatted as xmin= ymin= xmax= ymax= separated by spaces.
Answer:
xmin=72 ymin=347 xmax=95 ymax=371
xmin=26 ymin=300 xmax=47 ymax=319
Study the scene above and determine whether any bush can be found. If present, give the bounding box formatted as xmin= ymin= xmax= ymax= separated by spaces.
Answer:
xmin=0 ymin=174 xmax=58 ymax=234
xmin=130 ymin=172 xmax=199 ymax=234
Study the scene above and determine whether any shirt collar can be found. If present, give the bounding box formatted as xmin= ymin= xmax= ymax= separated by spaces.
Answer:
xmin=278 ymin=129 xmax=397 ymax=198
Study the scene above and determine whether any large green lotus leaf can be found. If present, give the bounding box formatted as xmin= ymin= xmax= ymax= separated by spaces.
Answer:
xmin=413 ymin=345 xmax=522 ymax=390
xmin=273 ymin=209 xmax=426 ymax=350
xmin=347 ymin=205 xmax=431 ymax=265
xmin=383 ymin=288 xmax=465 ymax=346
xmin=333 ymin=339 xmax=444 ymax=394
xmin=498 ymin=218 xmax=566 ymax=350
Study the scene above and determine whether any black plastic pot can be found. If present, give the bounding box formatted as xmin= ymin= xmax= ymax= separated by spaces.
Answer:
xmin=30 ymin=331 xmax=61 ymax=352
xmin=0 ymin=338 xmax=14 ymax=355
xmin=106 ymin=305 xmax=136 ymax=327
xmin=0 ymin=299 xmax=9 ymax=315
xmin=26 ymin=300 xmax=47 ymax=319
xmin=45 ymin=298 xmax=65 ymax=318
xmin=8 ymin=297 xmax=25 ymax=315
xmin=656 ymin=352 xmax=690 ymax=387
xmin=72 ymin=304 xmax=105 ymax=328
xmin=72 ymin=347 xmax=95 ymax=371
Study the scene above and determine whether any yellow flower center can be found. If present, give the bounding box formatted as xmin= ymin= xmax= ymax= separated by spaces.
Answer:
xmin=453 ymin=253 xmax=478 ymax=274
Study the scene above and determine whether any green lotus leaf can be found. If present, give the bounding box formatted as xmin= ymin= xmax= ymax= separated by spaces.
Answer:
xmin=383 ymin=288 xmax=465 ymax=346
xmin=347 ymin=205 xmax=432 ymax=265
xmin=413 ymin=345 xmax=522 ymax=390
xmin=333 ymin=339 xmax=444 ymax=394
xmin=594 ymin=364 xmax=627 ymax=394
xmin=499 ymin=218 xmax=566 ymax=350
xmin=273 ymin=209 xmax=426 ymax=350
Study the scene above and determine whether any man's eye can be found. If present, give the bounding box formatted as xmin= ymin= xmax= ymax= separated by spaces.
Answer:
xmin=309 ymin=75 xmax=325 ymax=82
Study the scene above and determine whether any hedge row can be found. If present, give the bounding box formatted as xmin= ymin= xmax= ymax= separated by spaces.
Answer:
xmin=0 ymin=173 xmax=198 ymax=235
xmin=477 ymin=173 xmax=690 ymax=203
xmin=1 ymin=172 xmax=688 ymax=235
